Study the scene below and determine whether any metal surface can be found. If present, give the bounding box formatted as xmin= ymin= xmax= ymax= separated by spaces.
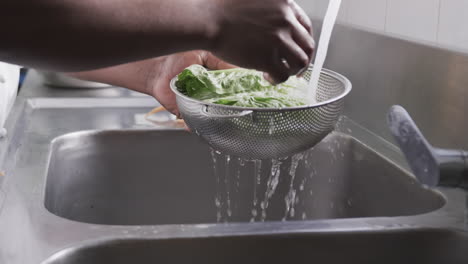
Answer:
xmin=45 ymin=131 xmax=444 ymax=225
xmin=0 ymin=23 xmax=467 ymax=264
xmin=325 ymin=23 xmax=468 ymax=150
xmin=0 ymin=95 xmax=466 ymax=264
xmin=20 ymin=70 xmax=146 ymax=98
xmin=172 ymin=67 xmax=352 ymax=159
xmin=38 ymin=71 xmax=111 ymax=88
xmin=388 ymin=105 xmax=441 ymax=186
xmin=42 ymin=231 xmax=468 ymax=264
xmin=388 ymin=105 xmax=468 ymax=189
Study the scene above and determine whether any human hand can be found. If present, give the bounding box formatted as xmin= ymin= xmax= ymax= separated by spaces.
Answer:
xmin=146 ymin=50 xmax=236 ymax=116
xmin=66 ymin=50 xmax=234 ymax=117
xmin=209 ymin=0 xmax=314 ymax=84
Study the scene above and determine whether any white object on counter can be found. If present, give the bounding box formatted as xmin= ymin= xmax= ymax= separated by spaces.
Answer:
xmin=0 ymin=62 xmax=20 ymax=138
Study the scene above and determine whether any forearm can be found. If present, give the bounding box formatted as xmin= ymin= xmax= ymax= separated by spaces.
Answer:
xmin=67 ymin=57 xmax=165 ymax=95
xmin=0 ymin=0 xmax=216 ymax=71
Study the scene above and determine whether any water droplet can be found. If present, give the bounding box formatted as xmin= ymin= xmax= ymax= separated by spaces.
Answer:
xmin=240 ymin=159 xmax=246 ymax=167
xmin=268 ymin=116 xmax=275 ymax=135
xmin=251 ymin=209 xmax=257 ymax=217
xmin=290 ymin=208 xmax=295 ymax=217
xmin=260 ymin=160 xmax=282 ymax=221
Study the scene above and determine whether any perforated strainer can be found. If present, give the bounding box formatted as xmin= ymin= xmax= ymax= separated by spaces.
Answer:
xmin=170 ymin=66 xmax=352 ymax=159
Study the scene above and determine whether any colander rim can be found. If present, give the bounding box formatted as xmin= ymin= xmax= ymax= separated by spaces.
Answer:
xmin=169 ymin=67 xmax=352 ymax=112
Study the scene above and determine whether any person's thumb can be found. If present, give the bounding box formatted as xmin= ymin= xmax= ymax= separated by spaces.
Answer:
xmin=204 ymin=52 xmax=238 ymax=70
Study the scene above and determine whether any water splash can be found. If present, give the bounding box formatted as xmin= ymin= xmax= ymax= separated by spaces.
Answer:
xmin=304 ymin=149 xmax=314 ymax=170
xmin=211 ymin=149 xmax=223 ymax=222
xmin=251 ymin=160 xmax=262 ymax=222
xmin=284 ymin=153 xmax=305 ymax=220
xmin=260 ymin=159 xmax=282 ymax=221
xmin=225 ymin=155 xmax=232 ymax=220
xmin=268 ymin=116 xmax=275 ymax=135
xmin=239 ymin=158 xmax=246 ymax=167
xmin=299 ymin=178 xmax=306 ymax=191
xmin=231 ymin=157 xmax=243 ymax=217
xmin=235 ymin=158 xmax=241 ymax=188
xmin=210 ymin=147 xmax=317 ymax=223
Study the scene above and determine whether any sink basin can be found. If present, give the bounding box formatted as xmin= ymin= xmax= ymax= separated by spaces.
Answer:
xmin=42 ymin=230 xmax=468 ymax=264
xmin=1 ymin=97 xmax=464 ymax=264
xmin=45 ymin=130 xmax=444 ymax=225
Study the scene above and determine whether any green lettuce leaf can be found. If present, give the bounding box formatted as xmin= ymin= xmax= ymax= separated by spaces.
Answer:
xmin=176 ymin=65 xmax=313 ymax=108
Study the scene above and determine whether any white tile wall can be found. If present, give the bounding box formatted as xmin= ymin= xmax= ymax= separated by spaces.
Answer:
xmin=347 ymin=0 xmax=387 ymax=31
xmin=296 ymin=0 xmax=468 ymax=52
xmin=438 ymin=0 xmax=468 ymax=49
xmin=296 ymin=0 xmax=328 ymax=19
xmin=337 ymin=0 xmax=349 ymax=23
xmin=296 ymin=0 xmax=349 ymax=24
xmin=386 ymin=0 xmax=440 ymax=43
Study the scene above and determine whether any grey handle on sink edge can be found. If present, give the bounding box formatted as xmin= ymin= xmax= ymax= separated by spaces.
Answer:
xmin=434 ymin=148 xmax=468 ymax=189
xmin=387 ymin=105 xmax=468 ymax=190
xmin=200 ymin=105 xmax=253 ymax=119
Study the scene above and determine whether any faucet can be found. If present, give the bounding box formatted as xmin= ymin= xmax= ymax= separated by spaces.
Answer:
xmin=387 ymin=105 xmax=468 ymax=190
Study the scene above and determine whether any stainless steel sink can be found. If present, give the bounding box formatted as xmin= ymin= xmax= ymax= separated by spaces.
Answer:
xmin=45 ymin=131 xmax=445 ymax=225
xmin=0 ymin=96 xmax=466 ymax=264
xmin=3 ymin=24 xmax=468 ymax=263
xmin=42 ymin=230 xmax=468 ymax=264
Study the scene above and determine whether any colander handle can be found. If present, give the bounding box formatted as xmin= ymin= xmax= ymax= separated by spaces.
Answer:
xmin=201 ymin=105 xmax=253 ymax=119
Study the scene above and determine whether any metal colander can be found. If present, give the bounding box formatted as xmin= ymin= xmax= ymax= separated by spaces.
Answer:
xmin=170 ymin=66 xmax=352 ymax=159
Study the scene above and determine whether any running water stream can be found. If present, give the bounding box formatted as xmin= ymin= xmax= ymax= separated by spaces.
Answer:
xmin=251 ymin=160 xmax=262 ymax=222
xmin=210 ymin=149 xmax=223 ymax=222
xmin=210 ymin=148 xmax=312 ymax=223
xmin=283 ymin=153 xmax=305 ymax=220
xmin=260 ymin=159 xmax=282 ymax=221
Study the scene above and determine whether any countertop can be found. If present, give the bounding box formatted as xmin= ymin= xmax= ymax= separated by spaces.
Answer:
xmin=0 ymin=70 xmax=467 ymax=264
xmin=20 ymin=70 xmax=148 ymax=99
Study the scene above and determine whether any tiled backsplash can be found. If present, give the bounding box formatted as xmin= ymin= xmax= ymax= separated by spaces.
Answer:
xmin=297 ymin=0 xmax=468 ymax=53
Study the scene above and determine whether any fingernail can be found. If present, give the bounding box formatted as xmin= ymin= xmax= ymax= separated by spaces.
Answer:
xmin=263 ymin=73 xmax=277 ymax=85
xmin=297 ymin=67 xmax=308 ymax=77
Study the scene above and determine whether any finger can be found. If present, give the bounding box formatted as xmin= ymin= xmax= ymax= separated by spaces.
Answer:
xmin=264 ymin=62 xmax=290 ymax=85
xmin=290 ymin=1 xmax=313 ymax=35
xmin=204 ymin=52 xmax=238 ymax=70
xmin=263 ymin=72 xmax=276 ymax=84
xmin=280 ymin=36 xmax=310 ymax=75
xmin=263 ymin=72 xmax=287 ymax=85
xmin=265 ymin=67 xmax=290 ymax=84
xmin=263 ymin=47 xmax=292 ymax=84
xmin=288 ymin=16 xmax=315 ymax=64
xmin=152 ymin=79 xmax=180 ymax=116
